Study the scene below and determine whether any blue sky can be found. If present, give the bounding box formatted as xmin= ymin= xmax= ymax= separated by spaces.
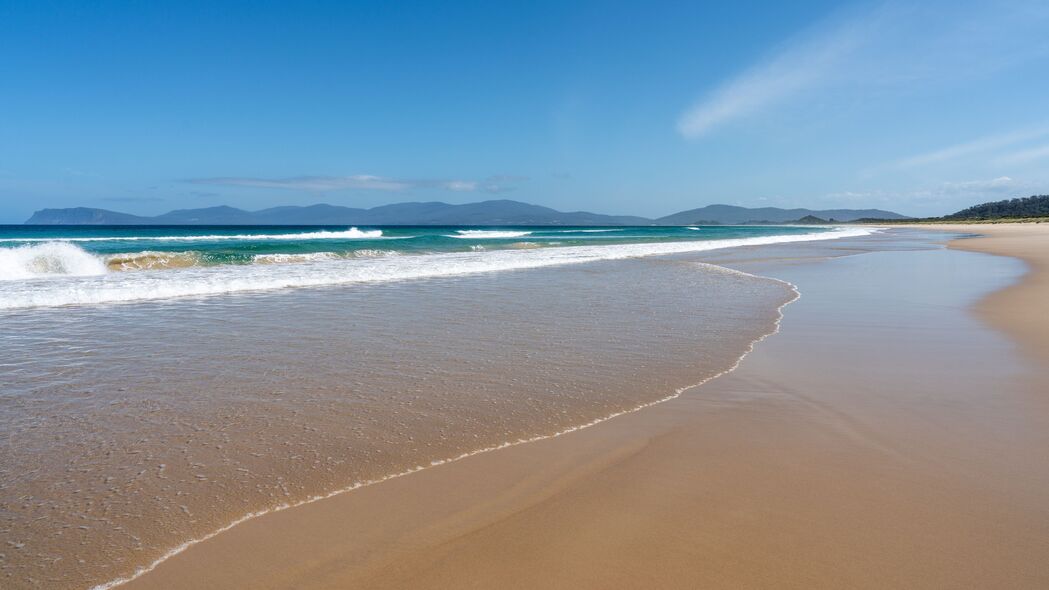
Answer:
xmin=2 ymin=0 xmax=1048 ymax=222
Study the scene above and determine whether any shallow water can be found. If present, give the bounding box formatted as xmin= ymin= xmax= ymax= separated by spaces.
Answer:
xmin=0 ymin=251 xmax=796 ymax=589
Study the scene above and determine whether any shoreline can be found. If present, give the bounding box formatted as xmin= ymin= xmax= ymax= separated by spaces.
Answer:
xmin=91 ymin=265 xmax=800 ymax=590
xmin=924 ymin=223 xmax=1049 ymax=365
xmin=1 ymin=229 xmax=828 ymax=589
xmin=123 ymin=226 xmax=1049 ymax=589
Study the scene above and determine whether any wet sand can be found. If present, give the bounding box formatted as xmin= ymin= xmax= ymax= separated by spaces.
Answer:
xmin=932 ymin=223 xmax=1049 ymax=365
xmin=2 ymin=257 xmax=792 ymax=589
xmin=123 ymin=227 xmax=1049 ymax=589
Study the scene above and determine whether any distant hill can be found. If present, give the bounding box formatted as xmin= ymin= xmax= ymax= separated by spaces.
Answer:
xmin=25 ymin=200 xmax=651 ymax=226
xmin=26 ymin=207 xmax=152 ymax=225
xmin=25 ymin=199 xmax=909 ymax=226
xmin=656 ymin=204 xmax=908 ymax=225
xmin=944 ymin=195 xmax=1049 ymax=220
xmin=794 ymin=215 xmax=829 ymax=224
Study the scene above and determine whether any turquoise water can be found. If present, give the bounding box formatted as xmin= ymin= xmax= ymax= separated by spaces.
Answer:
xmin=0 ymin=224 xmax=828 ymax=264
xmin=0 ymin=224 xmax=865 ymax=309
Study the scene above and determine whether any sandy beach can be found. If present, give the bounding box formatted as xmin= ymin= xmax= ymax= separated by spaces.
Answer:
xmin=115 ymin=225 xmax=1049 ymax=590
xmin=7 ymin=3 xmax=1049 ymax=588
xmin=934 ymin=223 xmax=1049 ymax=365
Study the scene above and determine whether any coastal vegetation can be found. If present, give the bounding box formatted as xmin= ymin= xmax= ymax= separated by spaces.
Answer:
xmin=857 ymin=195 xmax=1049 ymax=224
xmin=944 ymin=195 xmax=1049 ymax=220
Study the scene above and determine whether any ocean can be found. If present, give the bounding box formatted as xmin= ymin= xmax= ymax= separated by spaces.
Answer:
xmin=0 ymin=224 xmax=862 ymax=309
xmin=0 ymin=224 xmax=873 ymax=588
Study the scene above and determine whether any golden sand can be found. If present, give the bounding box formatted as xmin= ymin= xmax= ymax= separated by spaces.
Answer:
xmin=123 ymin=226 xmax=1049 ymax=589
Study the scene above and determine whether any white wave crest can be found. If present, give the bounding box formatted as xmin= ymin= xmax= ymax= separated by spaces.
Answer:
xmin=0 ymin=228 xmax=875 ymax=310
xmin=447 ymin=230 xmax=533 ymax=239
xmin=687 ymin=226 xmax=701 ymax=230
xmin=252 ymin=252 xmax=341 ymax=264
xmin=0 ymin=242 xmax=108 ymax=281
xmin=252 ymin=250 xmax=398 ymax=264
xmin=351 ymin=249 xmax=400 ymax=258
xmin=0 ymin=228 xmax=384 ymax=243
xmin=105 ymin=251 xmax=202 ymax=271
xmin=572 ymin=229 xmax=618 ymax=233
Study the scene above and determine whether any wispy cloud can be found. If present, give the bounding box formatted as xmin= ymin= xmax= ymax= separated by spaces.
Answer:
xmin=936 ymin=176 xmax=1019 ymax=195
xmin=188 ymin=174 xmax=524 ymax=194
xmin=893 ymin=126 xmax=1049 ymax=168
xmin=826 ymin=176 xmax=1032 ymax=207
xmin=994 ymin=143 xmax=1049 ymax=166
xmin=677 ymin=1 xmax=1049 ymax=139
xmin=102 ymin=196 xmax=166 ymax=203
xmin=677 ymin=11 xmax=875 ymax=138
xmin=190 ymin=175 xmax=410 ymax=191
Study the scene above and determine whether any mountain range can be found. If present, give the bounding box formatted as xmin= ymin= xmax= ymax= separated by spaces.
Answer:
xmin=24 ymin=200 xmax=908 ymax=226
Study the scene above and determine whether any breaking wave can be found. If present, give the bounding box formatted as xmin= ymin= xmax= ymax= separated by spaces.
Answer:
xmin=0 ymin=228 xmax=875 ymax=309
xmin=0 ymin=242 xmax=108 ymax=280
xmin=0 ymin=228 xmax=384 ymax=243
xmin=252 ymin=250 xmax=398 ymax=264
xmin=447 ymin=230 xmax=533 ymax=239
xmin=105 ymin=251 xmax=203 ymax=271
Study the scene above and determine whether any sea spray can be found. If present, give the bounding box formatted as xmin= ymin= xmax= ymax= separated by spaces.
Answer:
xmin=0 ymin=227 xmax=873 ymax=309
xmin=0 ymin=241 xmax=107 ymax=280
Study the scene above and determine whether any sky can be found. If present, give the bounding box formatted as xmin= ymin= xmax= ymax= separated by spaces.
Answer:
xmin=2 ymin=0 xmax=1049 ymax=222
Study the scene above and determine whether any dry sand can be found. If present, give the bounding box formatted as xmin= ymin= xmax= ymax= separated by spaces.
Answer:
xmin=123 ymin=226 xmax=1049 ymax=590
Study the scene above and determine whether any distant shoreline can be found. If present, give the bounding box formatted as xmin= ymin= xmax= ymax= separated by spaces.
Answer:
xmin=21 ymin=200 xmax=908 ymax=226
xmin=859 ymin=217 xmax=1049 ymax=225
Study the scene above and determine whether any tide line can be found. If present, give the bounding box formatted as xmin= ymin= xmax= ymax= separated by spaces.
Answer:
xmin=90 ymin=262 xmax=800 ymax=590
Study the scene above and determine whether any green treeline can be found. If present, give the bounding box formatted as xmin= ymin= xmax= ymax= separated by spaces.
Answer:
xmin=945 ymin=195 xmax=1049 ymax=220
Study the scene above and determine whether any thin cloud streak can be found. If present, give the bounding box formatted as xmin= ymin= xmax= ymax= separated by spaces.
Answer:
xmin=188 ymin=175 xmax=524 ymax=194
xmin=825 ymin=176 xmax=1033 ymax=207
xmin=893 ymin=126 xmax=1049 ymax=168
xmin=676 ymin=15 xmax=873 ymax=138
xmin=192 ymin=175 xmax=410 ymax=191
xmin=677 ymin=1 xmax=1049 ymax=140
xmin=102 ymin=196 xmax=166 ymax=203
xmin=994 ymin=143 xmax=1049 ymax=166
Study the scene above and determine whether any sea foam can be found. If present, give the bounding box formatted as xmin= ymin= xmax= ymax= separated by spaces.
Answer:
xmin=0 ymin=228 xmax=384 ymax=243
xmin=447 ymin=230 xmax=533 ymax=239
xmin=0 ymin=242 xmax=108 ymax=280
xmin=0 ymin=228 xmax=874 ymax=309
xmin=105 ymin=251 xmax=202 ymax=271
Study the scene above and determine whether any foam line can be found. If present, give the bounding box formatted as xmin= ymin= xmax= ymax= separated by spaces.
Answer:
xmin=0 ymin=228 xmax=875 ymax=309
xmin=0 ymin=228 xmax=384 ymax=243
xmin=447 ymin=230 xmax=533 ymax=238
xmin=89 ymin=262 xmax=802 ymax=590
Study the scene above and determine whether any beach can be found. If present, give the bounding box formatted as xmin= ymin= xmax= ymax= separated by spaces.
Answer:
xmin=0 ymin=225 xmax=855 ymax=588
xmin=110 ymin=225 xmax=1049 ymax=589
xmin=4 ymin=225 xmax=1047 ymax=588
xmin=6 ymin=2 xmax=1048 ymax=588
xmin=937 ymin=223 xmax=1049 ymax=365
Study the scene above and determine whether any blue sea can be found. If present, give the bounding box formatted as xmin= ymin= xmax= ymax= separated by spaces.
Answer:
xmin=0 ymin=224 xmax=870 ymax=310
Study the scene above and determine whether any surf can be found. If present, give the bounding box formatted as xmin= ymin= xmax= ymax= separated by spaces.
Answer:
xmin=447 ymin=230 xmax=533 ymax=239
xmin=0 ymin=227 xmax=384 ymax=243
xmin=0 ymin=227 xmax=875 ymax=309
xmin=0 ymin=241 xmax=108 ymax=280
